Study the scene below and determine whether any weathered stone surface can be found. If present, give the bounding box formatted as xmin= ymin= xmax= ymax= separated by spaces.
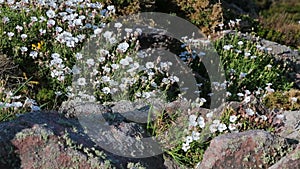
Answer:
xmin=2 ymin=98 xmax=300 ymax=169
xmin=0 ymin=111 xmax=111 ymax=169
xmin=0 ymin=100 xmax=183 ymax=169
xmin=197 ymin=130 xmax=296 ymax=169
xmin=278 ymin=110 xmax=300 ymax=142
xmin=269 ymin=144 xmax=300 ymax=169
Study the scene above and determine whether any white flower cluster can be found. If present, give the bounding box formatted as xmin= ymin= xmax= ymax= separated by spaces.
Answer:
xmin=0 ymin=90 xmax=40 ymax=112
xmin=49 ymin=53 xmax=70 ymax=82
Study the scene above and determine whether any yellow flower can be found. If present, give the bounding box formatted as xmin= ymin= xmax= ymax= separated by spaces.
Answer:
xmin=31 ymin=41 xmax=44 ymax=50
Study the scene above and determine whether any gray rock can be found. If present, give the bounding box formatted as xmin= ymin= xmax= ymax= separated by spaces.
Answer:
xmin=197 ymin=130 xmax=296 ymax=169
xmin=278 ymin=110 xmax=300 ymax=142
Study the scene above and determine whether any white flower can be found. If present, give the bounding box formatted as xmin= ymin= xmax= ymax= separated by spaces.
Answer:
xmin=244 ymin=96 xmax=251 ymax=103
xmin=97 ymin=56 xmax=106 ymax=63
xmin=21 ymin=34 xmax=27 ymax=39
xmin=145 ymin=62 xmax=155 ymax=69
xmin=197 ymin=116 xmax=205 ymax=128
xmin=111 ymin=64 xmax=120 ymax=70
xmin=76 ymin=34 xmax=86 ymax=42
xmin=72 ymin=65 xmax=81 ymax=74
xmin=86 ymin=58 xmax=95 ymax=67
xmin=245 ymin=90 xmax=251 ymax=95
xmin=55 ymin=26 xmax=63 ymax=33
xmin=265 ymin=87 xmax=275 ymax=93
xmin=142 ymin=92 xmax=151 ymax=99
xmin=291 ymin=97 xmax=298 ymax=103
xmin=31 ymin=16 xmax=38 ymax=22
xmin=260 ymin=115 xmax=267 ymax=121
xmin=200 ymin=98 xmax=206 ymax=103
xmin=125 ymin=28 xmax=133 ymax=33
xmin=189 ymin=115 xmax=197 ymax=127
xmin=251 ymin=55 xmax=257 ymax=59
xmin=46 ymin=9 xmax=56 ymax=18
xmin=74 ymin=19 xmax=82 ymax=26
xmin=15 ymin=25 xmax=23 ymax=31
xmin=239 ymin=72 xmax=247 ymax=78
xmin=47 ymin=19 xmax=55 ymax=26
xmin=102 ymin=87 xmax=111 ymax=94
xmin=245 ymin=52 xmax=251 ymax=57
xmin=237 ymin=41 xmax=243 ymax=46
xmin=117 ymin=42 xmax=129 ymax=53
xmin=266 ymin=83 xmax=272 ymax=86
xmin=20 ymin=47 xmax=28 ymax=52
xmin=182 ymin=142 xmax=190 ymax=152
xmin=209 ymin=124 xmax=218 ymax=133
xmin=135 ymin=28 xmax=142 ymax=35
xmin=212 ymin=120 xmax=220 ymax=125
xmin=162 ymin=78 xmax=170 ymax=84
xmin=75 ymin=53 xmax=83 ymax=60
xmin=266 ymin=47 xmax=272 ymax=51
xmin=11 ymin=102 xmax=23 ymax=108
xmin=107 ymin=5 xmax=115 ymax=12
xmin=169 ymin=76 xmax=179 ymax=83
xmin=120 ymin=58 xmax=130 ymax=66
xmin=229 ymin=115 xmax=237 ymax=123
xmin=114 ymin=22 xmax=122 ymax=28
xmin=276 ymin=114 xmax=285 ymax=119
xmin=2 ymin=16 xmax=9 ymax=23
xmin=103 ymin=31 xmax=113 ymax=39
xmin=218 ymin=123 xmax=227 ymax=132
xmin=185 ymin=136 xmax=193 ymax=144
xmin=237 ymin=93 xmax=244 ymax=97
xmin=223 ymin=45 xmax=233 ymax=50
xmin=245 ymin=108 xmax=255 ymax=116
xmin=77 ymin=78 xmax=86 ymax=86
xmin=7 ymin=32 xmax=14 ymax=37
xmin=192 ymin=131 xmax=200 ymax=141
xmin=24 ymin=97 xmax=37 ymax=107
xmin=266 ymin=64 xmax=272 ymax=69
xmin=94 ymin=28 xmax=102 ymax=35
xmin=39 ymin=29 xmax=46 ymax=34
xmin=206 ymin=112 xmax=213 ymax=118
xmin=101 ymin=76 xmax=111 ymax=83
xmin=102 ymin=66 xmax=111 ymax=73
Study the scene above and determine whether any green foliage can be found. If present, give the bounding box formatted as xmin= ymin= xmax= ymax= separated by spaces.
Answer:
xmin=255 ymin=0 xmax=300 ymax=48
xmin=36 ymin=88 xmax=55 ymax=107
xmin=214 ymin=33 xmax=293 ymax=100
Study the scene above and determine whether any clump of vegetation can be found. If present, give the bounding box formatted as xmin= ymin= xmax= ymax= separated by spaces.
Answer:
xmin=263 ymin=89 xmax=300 ymax=111
xmin=214 ymin=31 xmax=293 ymax=101
xmin=157 ymin=95 xmax=281 ymax=167
xmin=255 ymin=0 xmax=300 ymax=48
xmin=175 ymin=0 xmax=223 ymax=35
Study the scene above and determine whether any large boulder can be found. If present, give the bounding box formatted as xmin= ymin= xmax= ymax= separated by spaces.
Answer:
xmin=0 ymin=99 xmax=184 ymax=169
xmin=197 ymin=130 xmax=297 ymax=169
xmin=0 ymin=111 xmax=111 ymax=169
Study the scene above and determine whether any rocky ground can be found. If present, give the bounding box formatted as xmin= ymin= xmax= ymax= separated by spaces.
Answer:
xmin=0 ymin=34 xmax=299 ymax=169
xmin=1 ymin=96 xmax=300 ymax=168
